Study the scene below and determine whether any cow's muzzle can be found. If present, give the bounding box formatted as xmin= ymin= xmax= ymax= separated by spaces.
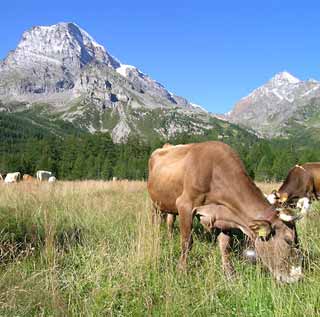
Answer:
xmin=275 ymin=267 xmax=303 ymax=284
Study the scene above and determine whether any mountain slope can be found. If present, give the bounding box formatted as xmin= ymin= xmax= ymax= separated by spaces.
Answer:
xmin=0 ymin=22 xmax=227 ymax=142
xmin=280 ymin=97 xmax=320 ymax=144
xmin=227 ymin=71 xmax=320 ymax=138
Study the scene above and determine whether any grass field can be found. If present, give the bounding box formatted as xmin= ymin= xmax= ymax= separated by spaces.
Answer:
xmin=1 ymin=180 xmax=320 ymax=316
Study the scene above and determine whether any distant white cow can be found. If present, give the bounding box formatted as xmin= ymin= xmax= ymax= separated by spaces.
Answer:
xmin=36 ymin=170 xmax=52 ymax=181
xmin=4 ymin=172 xmax=21 ymax=183
xmin=48 ymin=176 xmax=56 ymax=183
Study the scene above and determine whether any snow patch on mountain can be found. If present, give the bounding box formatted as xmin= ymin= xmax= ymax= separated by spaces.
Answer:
xmin=271 ymin=71 xmax=300 ymax=85
xmin=116 ymin=64 xmax=137 ymax=77
xmin=191 ymin=103 xmax=208 ymax=113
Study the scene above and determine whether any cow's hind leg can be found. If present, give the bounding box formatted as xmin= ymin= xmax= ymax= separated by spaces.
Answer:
xmin=151 ymin=203 xmax=176 ymax=238
xmin=176 ymin=196 xmax=194 ymax=271
xmin=166 ymin=214 xmax=176 ymax=239
xmin=218 ymin=232 xmax=235 ymax=279
xmin=151 ymin=203 xmax=162 ymax=226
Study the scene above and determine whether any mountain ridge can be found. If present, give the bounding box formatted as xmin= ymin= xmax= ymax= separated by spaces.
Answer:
xmin=4 ymin=22 xmax=315 ymax=144
xmin=227 ymin=71 xmax=320 ymax=138
xmin=0 ymin=22 xmax=225 ymax=142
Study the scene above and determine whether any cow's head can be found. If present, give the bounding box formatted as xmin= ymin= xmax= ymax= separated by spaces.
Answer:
xmin=267 ymin=190 xmax=291 ymax=208
xmin=266 ymin=189 xmax=279 ymax=204
xmin=250 ymin=210 xmax=303 ymax=283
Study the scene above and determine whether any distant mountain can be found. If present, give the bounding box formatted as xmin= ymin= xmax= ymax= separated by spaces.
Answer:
xmin=0 ymin=22 xmax=238 ymax=142
xmin=227 ymin=71 xmax=320 ymax=138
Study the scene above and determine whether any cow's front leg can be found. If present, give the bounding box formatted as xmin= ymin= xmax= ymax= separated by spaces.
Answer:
xmin=176 ymin=197 xmax=194 ymax=270
xmin=166 ymin=214 xmax=176 ymax=239
xmin=218 ymin=232 xmax=235 ymax=279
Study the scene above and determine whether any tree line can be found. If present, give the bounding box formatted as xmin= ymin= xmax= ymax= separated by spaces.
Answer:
xmin=1 ymin=128 xmax=319 ymax=182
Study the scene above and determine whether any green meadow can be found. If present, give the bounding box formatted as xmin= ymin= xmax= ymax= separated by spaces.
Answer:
xmin=0 ymin=181 xmax=320 ymax=316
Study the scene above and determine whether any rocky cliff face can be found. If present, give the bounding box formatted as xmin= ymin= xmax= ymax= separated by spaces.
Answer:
xmin=0 ymin=22 xmax=214 ymax=142
xmin=0 ymin=23 xmax=119 ymax=97
xmin=227 ymin=71 xmax=320 ymax=137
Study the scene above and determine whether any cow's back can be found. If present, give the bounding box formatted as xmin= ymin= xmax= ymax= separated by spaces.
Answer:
xmin=147 ymin=141 xmax=258 ymax=214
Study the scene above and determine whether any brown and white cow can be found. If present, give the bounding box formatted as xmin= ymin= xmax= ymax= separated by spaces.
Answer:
xmin=147 ymin=141 xmax=303 ymax=283
xmin=270 ymin=163 xmax=320 ymax=207
xmin=23 ymin=174 xmax=34 ymax=181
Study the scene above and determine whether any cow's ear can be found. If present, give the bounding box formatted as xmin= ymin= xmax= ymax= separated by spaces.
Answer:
xmin=250 ymin=221 xmax=272 ymax=239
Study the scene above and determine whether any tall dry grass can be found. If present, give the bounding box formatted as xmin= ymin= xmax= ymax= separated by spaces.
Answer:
xmin=0 ymin=180 xmax=320 ymax=316
xmin=256 ymin=182 xmax=281 ymax=195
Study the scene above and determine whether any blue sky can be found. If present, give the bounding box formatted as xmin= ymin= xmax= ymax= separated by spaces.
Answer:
xmin=1 ymin=0 xmax=319 ymax=113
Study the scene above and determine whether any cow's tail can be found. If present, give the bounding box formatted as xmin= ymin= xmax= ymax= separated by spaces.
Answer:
xmin=311 ymin=178 xmax=318 ymax=201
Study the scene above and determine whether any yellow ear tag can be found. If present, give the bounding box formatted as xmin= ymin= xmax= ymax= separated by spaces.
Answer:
xmin=258 ymin=227 xmax=268 ymax=237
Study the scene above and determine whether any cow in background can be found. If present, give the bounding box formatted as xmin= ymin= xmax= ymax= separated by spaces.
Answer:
xmin=48 ymin=176 xmax=57 ymax=183
xmin=36 ymin=170 xmax=52 ymax=181
xmin=268 ymin=163 xmax=320 ymax=209
xmin=4 ymin=172 xmax=21 ymax=183
xmin=23 ymin=174 xmax=34 ymax=181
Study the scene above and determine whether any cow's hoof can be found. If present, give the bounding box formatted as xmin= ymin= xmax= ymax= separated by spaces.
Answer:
xmin=223 ymin=266 xmax=236 ymax=281
xmin=177 ymin=261 xmax=187 ymax=273
xmin=167 ymin=232 xmax=174 ymax=240
xmin=224 ymin=271 xmax=236 ymax=281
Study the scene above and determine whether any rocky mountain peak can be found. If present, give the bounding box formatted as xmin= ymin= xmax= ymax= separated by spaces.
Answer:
xmin=227 ymin=70 xmax=320 ymax=138
xmin=4 ymin=22 xmax=120 ymax=71
xmin=0 ymin=22 xmax=214 ymax=143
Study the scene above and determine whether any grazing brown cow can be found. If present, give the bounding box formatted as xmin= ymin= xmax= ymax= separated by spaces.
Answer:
xmin=147 ymin=141 xmax=303 ymax=283
xmin=23 ymin=174 xmax=34 ymax=181
xmin=272 ymin=163 xmax=320 ymax=206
